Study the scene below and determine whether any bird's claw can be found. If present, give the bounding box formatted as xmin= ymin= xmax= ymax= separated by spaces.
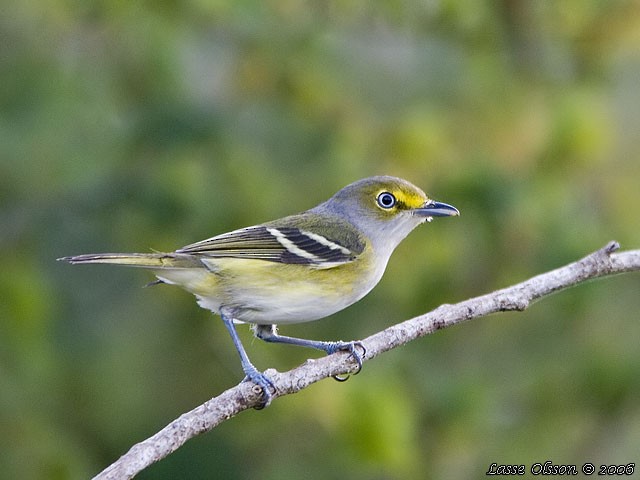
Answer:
xmin=327 ymin=340 xmax=366 ymax=382
xmin=242 ymin=369 xmax=276 ymax=409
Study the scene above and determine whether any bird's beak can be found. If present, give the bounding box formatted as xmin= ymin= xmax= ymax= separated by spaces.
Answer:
xmin=414 ymin=200 xmax=460 ymax=221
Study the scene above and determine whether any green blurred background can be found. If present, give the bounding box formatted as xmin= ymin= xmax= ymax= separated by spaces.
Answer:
xmin=2 ymin=1 xmax=640 ymax=479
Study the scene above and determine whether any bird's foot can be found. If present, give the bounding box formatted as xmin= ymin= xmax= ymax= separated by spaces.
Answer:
xmin=324 ymin=340 xmax=367 ymax=381
xmin=242 ymin=367 xmax=276 ymax=409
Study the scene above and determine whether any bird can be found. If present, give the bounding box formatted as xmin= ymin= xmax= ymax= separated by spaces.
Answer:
xmin=59 ymin=175 xmax=459 ymax=406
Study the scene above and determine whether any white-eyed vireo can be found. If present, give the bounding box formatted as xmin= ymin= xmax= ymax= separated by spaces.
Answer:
xmin=60 ymin=176 xmax=458 ymax=406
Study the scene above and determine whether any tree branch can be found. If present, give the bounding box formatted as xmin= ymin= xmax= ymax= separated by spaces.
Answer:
xmin=94 ymin=241 xmax=640 ymax=480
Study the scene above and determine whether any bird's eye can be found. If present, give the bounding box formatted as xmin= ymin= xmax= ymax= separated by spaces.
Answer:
xmin=377 ymin=192 xmax=397 ymax=209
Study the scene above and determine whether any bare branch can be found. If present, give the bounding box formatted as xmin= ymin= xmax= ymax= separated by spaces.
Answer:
xmin=94 ymin=241 xmax=640 ymax=480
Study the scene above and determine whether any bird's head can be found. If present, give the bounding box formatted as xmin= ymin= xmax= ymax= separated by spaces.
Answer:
xmin=313 ymin=175 xmax=459 ymax=254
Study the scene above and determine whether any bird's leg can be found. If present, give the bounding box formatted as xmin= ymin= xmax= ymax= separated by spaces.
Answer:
xmin=219 ymin=308 xmax=275 ymax=408
xmin=254 ymin=324 xmax=366 ymax=380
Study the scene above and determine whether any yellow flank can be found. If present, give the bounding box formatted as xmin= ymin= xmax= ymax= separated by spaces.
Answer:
xmin=154 ymin=244 xmax=381 ymax=325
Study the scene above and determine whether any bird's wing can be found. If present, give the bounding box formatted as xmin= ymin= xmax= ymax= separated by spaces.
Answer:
xmin=177 ymin=214 xmax=365 ymax=268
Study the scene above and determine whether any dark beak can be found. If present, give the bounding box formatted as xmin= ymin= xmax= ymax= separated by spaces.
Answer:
xmin=415 ymin=200 xmax=460 ymax=218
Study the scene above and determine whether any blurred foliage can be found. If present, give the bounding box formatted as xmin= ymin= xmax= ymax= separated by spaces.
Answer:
xmin=1 ymin=0 xmax=640 ymax=478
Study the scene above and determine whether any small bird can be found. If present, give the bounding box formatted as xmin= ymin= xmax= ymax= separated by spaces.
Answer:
xmin=60 ymin=176 xmax=458 ymax=406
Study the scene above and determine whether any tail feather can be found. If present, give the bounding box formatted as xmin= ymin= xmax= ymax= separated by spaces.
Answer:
xmin=58 ymin=252 xmax=202 ymax=269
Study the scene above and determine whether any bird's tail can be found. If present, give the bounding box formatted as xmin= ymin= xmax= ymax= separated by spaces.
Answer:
xmin=58 ymin=252 xmax=202 ymax=269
